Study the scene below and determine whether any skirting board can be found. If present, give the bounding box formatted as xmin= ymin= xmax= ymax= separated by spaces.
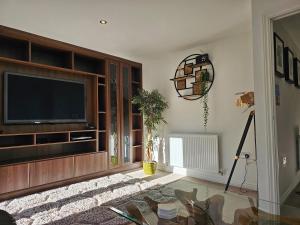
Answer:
xmin=259 ymin=199 xmax=280 ymax=214
xmin=158 ymin=164 xmax=257 ymax=191
xmin=280 ymin=171 xmax=300 ymax=204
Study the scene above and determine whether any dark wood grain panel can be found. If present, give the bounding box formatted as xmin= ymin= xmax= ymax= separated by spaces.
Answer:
xmin=74 ymin=152 xmax=107 ymax=177
xmin=0 ymin=163 xmax=29 ymax=194
xmin=29 ymin=157 xmax=74 ymax=187
xmin=0 ymin=162 xmax=141 ymax=201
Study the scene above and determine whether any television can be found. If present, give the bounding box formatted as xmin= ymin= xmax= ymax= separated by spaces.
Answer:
xmin=4 ymin=72 xmax=86 ymax=124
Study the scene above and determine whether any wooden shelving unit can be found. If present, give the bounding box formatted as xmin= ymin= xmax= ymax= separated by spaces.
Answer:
xmin=0 ymin=25 xmax=143 ymax=198
xmin=0 ymin=56 xmax=105 ymax=78
xmin=0 ymin=36 xmax=29 ymax=61
xmin=169 ymin=74 xmax=195 ymax=81
xmin=131 ymin=66 xmax=143 ymax=163
xmin=0 ymin=130 xmax=97 ymax=164
xmin=171 ymin=53 xmax=214 ymax=101
xmin=97 ymin=74 xmax=107 ymax=152
xmin=175 ymin=62 xmax=211 ymax=71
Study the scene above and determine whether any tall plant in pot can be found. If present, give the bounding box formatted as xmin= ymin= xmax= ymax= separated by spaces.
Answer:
xmin=132 ymin=89 xmax=168 ymax=175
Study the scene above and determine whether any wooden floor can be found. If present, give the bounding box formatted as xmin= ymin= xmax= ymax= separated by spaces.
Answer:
xmin=281 ymin=181 xmax=300 ymax=218
xmin=125 ymin=169 xmax=257 ymax=198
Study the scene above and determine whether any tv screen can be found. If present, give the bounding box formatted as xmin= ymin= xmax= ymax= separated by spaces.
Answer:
xmin=4 ymin=72 xmax=86 ymax=124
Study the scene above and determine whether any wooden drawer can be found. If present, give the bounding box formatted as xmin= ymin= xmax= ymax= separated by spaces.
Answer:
xmin=29 ymin=157 xmax=74 ymax=187
xmin=74 ymin=152 xmax=107 ymax=177
xmin=0 ymin=164 xmax=29 ymax=194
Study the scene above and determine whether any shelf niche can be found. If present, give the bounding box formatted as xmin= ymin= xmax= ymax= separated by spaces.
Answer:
xmin=31 ymin=44 xmax=72 ymax=69
xmin=132 ymin=146 xmax=143 ymax=163
xmin=132 ymin=115 xmax=142 ymax=130
xmin=0 ymin=134 xmax=34 ymax=148
xmin=70 ymin=131 xmax=96 ymax=142
xmin=98 ymin=113 xmax=106 ymax=130
xmin=132 ymin=67 xmax=141 ymax=83
xmin=98 ymin=132 xmax=106 ymax=151
xmin=0 ymin=141 xmax=96 ymax=166
xmin=36 ymin=133 xmax=68 ymax=144
xmin=98 ymin=77 xmax=105 ymax=85
xmin=0 ymin=36 xmax=29 ymax=61
xmin=74 ymin=54 xmax=105 ymax=74
xmin=98 ymin=85 xmax=106 ymax=112
xmin=132 ymin=130 xmax=142 ymax=146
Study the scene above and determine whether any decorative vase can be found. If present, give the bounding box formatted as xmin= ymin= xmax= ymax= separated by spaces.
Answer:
xmin=143 ymin=161 xmax=157 ymax=175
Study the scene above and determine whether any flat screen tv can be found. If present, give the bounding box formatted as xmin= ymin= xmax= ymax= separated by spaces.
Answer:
xmin=4 ymin=72 xmax=86 ymax=124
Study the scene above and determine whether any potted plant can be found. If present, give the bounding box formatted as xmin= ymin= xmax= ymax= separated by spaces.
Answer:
xmin=132 ymin=89 xmax=168 ymax=175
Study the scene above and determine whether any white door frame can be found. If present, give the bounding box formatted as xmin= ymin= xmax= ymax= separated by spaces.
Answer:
xmin=258 ymin=7 xmax=300 ymax=214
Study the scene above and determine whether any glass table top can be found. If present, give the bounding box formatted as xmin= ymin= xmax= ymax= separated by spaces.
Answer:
xmin=109 ymin=178 xmax=300 ymax=225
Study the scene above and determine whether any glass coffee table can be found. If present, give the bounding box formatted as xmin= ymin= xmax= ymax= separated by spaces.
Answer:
xmin=109 ymin=179 xmax=300 ymax=225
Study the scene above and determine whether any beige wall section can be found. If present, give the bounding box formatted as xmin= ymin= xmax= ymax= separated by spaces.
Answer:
xmin=142 ymin=31 xmax=257 ymax=190
xmin=273 ymin=22 xmax=300 ymax=201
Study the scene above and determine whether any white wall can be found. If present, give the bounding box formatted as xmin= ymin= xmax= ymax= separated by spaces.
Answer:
xmin=3 ymin=0 xmax=299 ymax=213
xmin=273 ymin=22 xmax=300 ymax=201
xmin=142 ymin=31 xmax=257 ymax=190
xmin=251 ymin=0 xmax=300 ymax=213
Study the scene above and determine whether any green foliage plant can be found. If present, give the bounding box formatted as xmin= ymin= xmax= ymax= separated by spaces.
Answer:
xmin=132 ymin=89 xmax=168 ymax=162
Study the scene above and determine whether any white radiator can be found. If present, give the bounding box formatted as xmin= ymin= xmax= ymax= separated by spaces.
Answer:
xmin=169 ymin=134 xmax=219 ymax=173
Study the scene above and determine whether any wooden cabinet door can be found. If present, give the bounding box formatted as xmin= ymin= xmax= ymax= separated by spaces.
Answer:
xmin=108 ymin=60 xmax=121 ymax=168
xmin=120 ymin=64 xmax=132 ymax=165
xmin=29 ymin=157 xmax=74 ymax=187
xmin=74 ymin=152 xmax=107 ymax=177
xmin=0 ymin=163 xmax=29 ymax=194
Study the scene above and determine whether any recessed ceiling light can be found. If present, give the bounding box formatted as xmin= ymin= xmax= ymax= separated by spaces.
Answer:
xmin=99 ymin=19 xmax=108 ymax=24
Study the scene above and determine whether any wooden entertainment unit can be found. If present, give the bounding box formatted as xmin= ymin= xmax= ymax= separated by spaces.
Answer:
xmin=0 ymin=26 xmax=143 ymax=200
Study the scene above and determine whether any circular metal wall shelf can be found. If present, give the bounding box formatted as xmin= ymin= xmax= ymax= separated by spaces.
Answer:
xmin=170 ymin=53 xmax=215 ymax=101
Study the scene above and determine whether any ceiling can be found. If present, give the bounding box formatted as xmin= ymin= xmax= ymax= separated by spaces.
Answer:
xmin=276 ymin=13 xmax=300 ymax=52
xmin=0 ymin=0 xmax=251 ymax=60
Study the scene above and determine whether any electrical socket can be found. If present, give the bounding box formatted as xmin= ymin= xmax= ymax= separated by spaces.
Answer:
xmin=283 ymin=156 xmax=287 ymax=167
xmin=241 ymin=152 xmax=251 ymax=158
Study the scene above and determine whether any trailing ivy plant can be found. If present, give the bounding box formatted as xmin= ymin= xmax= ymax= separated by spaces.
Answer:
xmin=132 ymin=89 xmax=168 ymax=162
xmin=200 ymin=70 xmax=210 ymax=129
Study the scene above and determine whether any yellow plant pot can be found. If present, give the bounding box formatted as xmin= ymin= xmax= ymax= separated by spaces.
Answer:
xmin=143 ymin=161 xmax=157 ymax=175
xmin=111 ymin=156 xmax=118 ymax=166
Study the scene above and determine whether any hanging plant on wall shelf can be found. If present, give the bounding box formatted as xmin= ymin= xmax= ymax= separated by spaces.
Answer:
xmin=200 ymin=70 xmax=210 ymax=129
xmin=170 ymin=53 xmax=214 ymax=129
xmin=202 ymin=93 xmax=209 ymax=128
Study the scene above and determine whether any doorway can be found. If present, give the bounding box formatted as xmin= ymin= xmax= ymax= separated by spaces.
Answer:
xmin=272 ymin=13 xmax=300 ymax=217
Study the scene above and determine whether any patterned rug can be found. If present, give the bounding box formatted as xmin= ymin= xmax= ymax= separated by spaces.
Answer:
xmin=0 ymin=173 xmax=177 ymax=225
